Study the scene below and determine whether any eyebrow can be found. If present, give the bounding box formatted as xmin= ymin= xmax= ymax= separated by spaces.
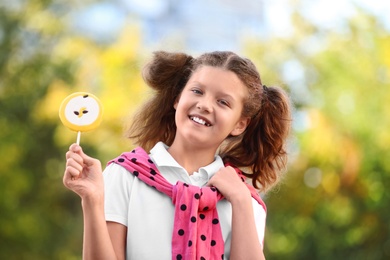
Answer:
xmin=217 ymin=92 xmax=235 ymax=101
xmin=191 ymin=81 xmax=239 ymax=102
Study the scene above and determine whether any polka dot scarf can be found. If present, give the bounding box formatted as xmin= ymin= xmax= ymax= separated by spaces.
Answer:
xmin=108 ymin=147 xmax=266 ymax=260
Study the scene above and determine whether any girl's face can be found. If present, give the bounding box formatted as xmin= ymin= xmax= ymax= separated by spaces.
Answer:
xmin=173 ymin=66 xmax=250 ymax=150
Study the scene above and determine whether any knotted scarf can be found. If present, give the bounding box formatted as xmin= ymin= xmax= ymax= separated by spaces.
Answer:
xmin=108 ymin=147 xmax=266 ymax=260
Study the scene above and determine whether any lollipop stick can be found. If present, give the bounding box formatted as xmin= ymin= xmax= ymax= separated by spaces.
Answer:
xmin=76 ymin=131 xmax=81 ymax=145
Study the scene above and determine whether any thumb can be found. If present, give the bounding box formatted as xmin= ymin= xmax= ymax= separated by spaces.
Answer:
xmin=79 ymin=149 xmax=99 ymax=167
xmin=70 ymin=143 xmax=100 ymax=168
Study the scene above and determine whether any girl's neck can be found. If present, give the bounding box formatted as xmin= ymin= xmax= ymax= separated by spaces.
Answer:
xmin=167 ymin=141 xmax=218 ymax=175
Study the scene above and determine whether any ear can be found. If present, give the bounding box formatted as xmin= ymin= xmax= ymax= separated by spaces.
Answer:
xmin=230 ymin=117 xmax=251 ymax=136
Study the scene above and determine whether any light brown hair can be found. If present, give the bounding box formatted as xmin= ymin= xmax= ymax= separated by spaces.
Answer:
xmin=126 ymin=51 xmax=292 ymax=191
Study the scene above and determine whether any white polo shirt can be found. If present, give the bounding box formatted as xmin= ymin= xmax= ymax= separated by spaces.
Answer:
xmin=103 ymin=142 xmax=266 ymax=260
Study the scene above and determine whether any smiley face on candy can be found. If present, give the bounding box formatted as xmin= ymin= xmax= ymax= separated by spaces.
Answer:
xmin=59 ymin=92 xmax=103 ymax=139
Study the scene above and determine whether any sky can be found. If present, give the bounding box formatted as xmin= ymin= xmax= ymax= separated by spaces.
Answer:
xmin=266 ymin=0 xmax=390 ymax=36
xmin=72 ymin=0 xmax=390 ymax=50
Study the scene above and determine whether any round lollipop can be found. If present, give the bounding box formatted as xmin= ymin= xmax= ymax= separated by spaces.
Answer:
xmin=59 ymin=92 xmax=103 ymax=145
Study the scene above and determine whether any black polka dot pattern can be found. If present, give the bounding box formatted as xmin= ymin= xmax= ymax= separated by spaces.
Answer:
xmin=107 ymin=147 xmax=267 ymax=260
xmin=172 ymin=182 xmax=227 ymax=259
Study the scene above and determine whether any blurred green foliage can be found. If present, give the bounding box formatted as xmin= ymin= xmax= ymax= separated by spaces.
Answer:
xmin=246 ymin=8 xmax=390 ymax=260
xmin=0 ymin=1 xmax=389 ymax=259
xmin=0 ymin=2 xmax=91 ymax=259
xmin=0 ymin=1 xmax=144 ymax=259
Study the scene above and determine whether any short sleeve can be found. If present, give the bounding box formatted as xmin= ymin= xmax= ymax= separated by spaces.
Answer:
xmin=252 ymin=198 xmax=267 ymax=247
xmin=103 ymin=163 xmax=135 ymax=226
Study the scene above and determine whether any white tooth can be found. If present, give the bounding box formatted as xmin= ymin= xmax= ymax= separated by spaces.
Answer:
xmin=192 ymin=116 xmax=206 ymax=125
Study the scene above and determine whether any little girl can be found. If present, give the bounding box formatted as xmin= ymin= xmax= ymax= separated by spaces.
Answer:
xmin=63 ymin=51 xmax=291 ymax=260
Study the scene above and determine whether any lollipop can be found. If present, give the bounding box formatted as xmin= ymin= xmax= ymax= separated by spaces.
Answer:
xmin=59 ymin=92 xmax=103 ymax=145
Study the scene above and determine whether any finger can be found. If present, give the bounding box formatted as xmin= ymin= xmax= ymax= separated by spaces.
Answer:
xmin=66 ymin=144 xmax=83 ymax=162
xmin=66 ymin=151 xmax=83 ymax=165
xmin=69 ymin=144 xmax=101 ymax=168
xmin=206 ymin=174 xmax=219 ymax=187
xmin=65 ymin=165 xmax=81 ymax=179
xmin=78 ymin=150 xmax=101 ymax=168
xmin=69 ymin=143 xmax=81 ymax=153
xmin=66 ymin=144 xmax=81 ymax=158
xmin=66 ymin=145 xmax=99 ymax=168
xmin=206 ymin=167 xmax=225 ymax=186
xmin=63 ymin=166 xmax=80 ymax=188
xmin=66 ymin=157 xmax=83 ymax=173
xmin=65 ymin=143 xmax=82 ymax=160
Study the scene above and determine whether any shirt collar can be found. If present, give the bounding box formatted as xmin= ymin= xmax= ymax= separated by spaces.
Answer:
xmin=150 ymin=142 xmax=183 ymax=169
xmin=149 ymin=142 xmax=224 ymax=179
xmin=198 ymin=157 xmax=224 ymax=179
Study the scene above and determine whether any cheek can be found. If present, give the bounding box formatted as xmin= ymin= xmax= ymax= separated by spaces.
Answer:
xmin=221 ymin=112 xmax=241 ymax=128
xmin=175 ymin=95 xmax=192 ymax=111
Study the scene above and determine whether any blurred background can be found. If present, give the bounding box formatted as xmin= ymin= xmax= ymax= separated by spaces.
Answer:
xmin=0 ymin=0 xmax=389 ymax=259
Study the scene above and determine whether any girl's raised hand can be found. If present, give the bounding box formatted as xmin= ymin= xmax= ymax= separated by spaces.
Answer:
xmin=207 ymin=166 xmax=251 ymax=204
xmin=63 ymin=144 xmax=104 ymax=201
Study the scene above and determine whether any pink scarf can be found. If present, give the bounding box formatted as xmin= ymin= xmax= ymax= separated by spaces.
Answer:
xmin=108 ymin=147 xmax=266 ymax=260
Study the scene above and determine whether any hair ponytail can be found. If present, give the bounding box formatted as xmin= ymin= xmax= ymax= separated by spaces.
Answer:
xmin=142 ymin=51 xmax=194 ymax=94
xmin=221 ymin=85 xmax=291 ymax=191
xmin=126 ymin=51 xmax=194 ymax=152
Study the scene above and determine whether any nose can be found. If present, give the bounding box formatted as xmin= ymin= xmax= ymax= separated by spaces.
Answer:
xmin=196 ymin=97 xmax=213 ymax=113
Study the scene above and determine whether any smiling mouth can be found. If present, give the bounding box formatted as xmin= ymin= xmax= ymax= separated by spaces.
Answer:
xmin=189 ymin=116 xmax=211 ymax=127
